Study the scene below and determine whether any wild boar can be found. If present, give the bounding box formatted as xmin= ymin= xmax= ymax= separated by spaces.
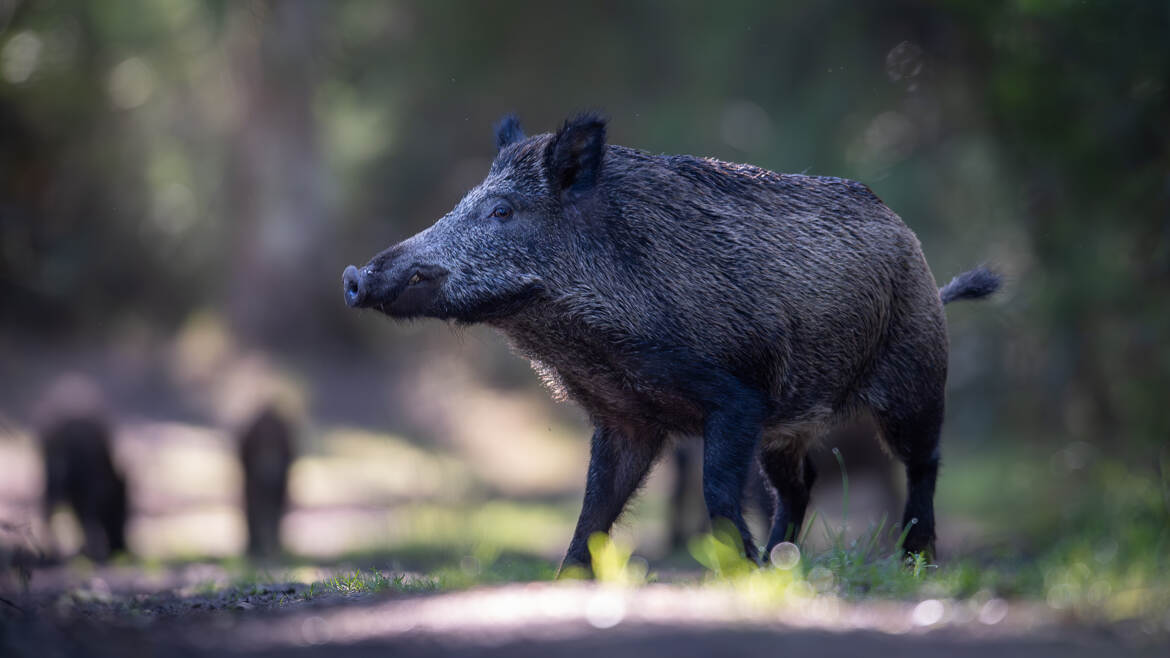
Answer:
xmin=342 ymin=113 xmax=999 ymax=569
xmin=42 ymin=415 xmax=127 ymax=561
xmin=238 ymin=405 xmax=293 ymax=558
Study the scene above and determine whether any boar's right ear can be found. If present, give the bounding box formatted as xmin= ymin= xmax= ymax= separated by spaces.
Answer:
xmin=546 ymin=113 xmax=607 ymax=198
xmin=494 ymin=114 xmax=525 ymax=152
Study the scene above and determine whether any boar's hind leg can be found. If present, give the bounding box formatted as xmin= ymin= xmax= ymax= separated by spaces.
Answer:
xmin=758 ymin=444 xmax=817 ymax=554
xmin=701 ymin=392 xmax=768 ymax=564
xmin=876 ymin=399 xmax=944 ymax=559
xmin=560 ymin=425 xmax=665 ymax=574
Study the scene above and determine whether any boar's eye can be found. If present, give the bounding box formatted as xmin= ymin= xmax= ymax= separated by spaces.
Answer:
xmin=490 ymin=205 xmax=512 ymax=219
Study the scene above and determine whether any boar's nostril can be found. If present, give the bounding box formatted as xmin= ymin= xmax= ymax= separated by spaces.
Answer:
xmin=342 ymin=265 xmax=364 ymax=307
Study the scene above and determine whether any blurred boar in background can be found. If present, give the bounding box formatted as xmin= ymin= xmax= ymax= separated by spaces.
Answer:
xmin=343 ymin=113 xmax=1000 ymax=570
xmin=38 ymin=375 xmax=127 ymax=562
xmin=238 ymin=405 xmax=293 ymax=558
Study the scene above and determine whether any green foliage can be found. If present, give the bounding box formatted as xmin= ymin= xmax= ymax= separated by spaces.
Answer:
xmin=688 ymin=518 xmax=757 ymax=580
xmin=586 ymin=532 xmax=649 ymax=586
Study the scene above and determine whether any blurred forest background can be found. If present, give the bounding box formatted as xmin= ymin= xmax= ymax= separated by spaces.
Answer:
xmin=0 ymin=0 xmax=1166 ymax=573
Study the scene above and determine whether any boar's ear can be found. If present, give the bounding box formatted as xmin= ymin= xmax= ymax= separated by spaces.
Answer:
xmin=494 ymin=114 xmax=525 ymax=152
xmin=546 ymin=112 xmax=607 ymax=198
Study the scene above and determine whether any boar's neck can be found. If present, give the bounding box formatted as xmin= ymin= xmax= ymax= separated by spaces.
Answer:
xmin=491 ymin=300 xmax=711 ymax=435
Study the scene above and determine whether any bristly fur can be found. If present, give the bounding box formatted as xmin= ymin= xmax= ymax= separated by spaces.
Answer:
xmin=494 ymin=113 xmax=525 ymax=151
xmin=939 ymin=266 xmax=1002 ymax=304
xmin=545 ymin=112 xmax=607 ymax=195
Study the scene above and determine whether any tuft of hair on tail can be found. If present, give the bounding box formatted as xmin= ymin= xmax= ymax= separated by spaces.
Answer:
xmin=939 ymin=266 xmax=1002 ymax=304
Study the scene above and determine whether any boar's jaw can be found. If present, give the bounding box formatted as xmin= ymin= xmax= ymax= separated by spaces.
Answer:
xmin=447 ymin=277 xmax=548 ymax=324
xmin=377 ymin=264 xmax=450 ymax=318
xmin=379 ymin=264 xmax=446 ymax=318
xmin=342 ymin=261 xmax=450 ymax=318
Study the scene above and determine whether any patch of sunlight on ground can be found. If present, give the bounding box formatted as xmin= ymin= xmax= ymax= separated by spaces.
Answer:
xmin=0 ymin=429 xmax=40 ymax=501
xmin=290 ymin=428 xmax=473 ymax=507
xmin=120 ymin=422 xmax=240 ymax=511
xmin=284 ymin=501 xmax=576 ymax=559
xmin=130 ymin=504 xmax=246 ymax=558
xmin=1 ymin=416 xmax=589 ymax=561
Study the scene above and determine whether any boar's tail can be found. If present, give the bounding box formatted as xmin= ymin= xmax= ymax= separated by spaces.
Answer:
xmin=939 ymin=266 xmax=1002 ymax=305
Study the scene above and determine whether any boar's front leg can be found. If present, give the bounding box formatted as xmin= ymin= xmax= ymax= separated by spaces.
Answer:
xmin=701 ymin=387 xmax=768 ymax=564
xmin=560 ymin=424 xmax=665 ymax=575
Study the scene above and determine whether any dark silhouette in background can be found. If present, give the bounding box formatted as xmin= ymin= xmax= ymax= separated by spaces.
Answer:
xmin=238 ymin=405 xmax=294 ymax=558
xmin=41 ymin=415 xmax=127 ymax=563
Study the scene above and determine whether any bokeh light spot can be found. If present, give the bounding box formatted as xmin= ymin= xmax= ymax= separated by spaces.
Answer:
xmin=108 ymin=57 xmax=156 ymax=109
xmin=1 ymin=31 xmax=42 ymax=83
xmin=912 ymin=598 xmax=944 ymax=626
xmin=584 ymin=590 xmax=626 ymax=629
xmin=769 ymin=541 xmax=801 ymax=570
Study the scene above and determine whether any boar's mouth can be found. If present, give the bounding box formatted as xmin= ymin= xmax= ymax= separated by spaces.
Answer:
xmin=446 ymin=278 xmax=547 ymax=323
xmin=342 ymin=263 xmax=450 ymax=318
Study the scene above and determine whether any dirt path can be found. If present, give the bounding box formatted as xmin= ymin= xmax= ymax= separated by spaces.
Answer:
xmin=4 ymin=573 xmax=1166 ymax=658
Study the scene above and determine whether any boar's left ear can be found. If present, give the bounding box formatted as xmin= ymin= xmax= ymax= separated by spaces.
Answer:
xmin=546 ymin=112 xmax=607 ymax=198
xmin=494 ymin=114 xmax=525 ymax=152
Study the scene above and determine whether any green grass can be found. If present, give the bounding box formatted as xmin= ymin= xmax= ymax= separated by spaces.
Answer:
xmin=570 ymin=446 xmax=1170 ymax=625
xmin=674 ymin=450 xmax=1168 ymax=624
xmin=291 ymin=548 xmax=555 ymax=601
xmin=303 ymin=569 xmax=439 ymax=599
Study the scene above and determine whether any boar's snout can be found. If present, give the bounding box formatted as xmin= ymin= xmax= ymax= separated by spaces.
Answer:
xmin=342 ymin=261 xmax=450 ymax=317
xmin=342 ymin=265 xmax=366 ymax=308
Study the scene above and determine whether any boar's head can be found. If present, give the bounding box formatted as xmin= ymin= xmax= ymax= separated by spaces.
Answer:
xmin=342 ymin=113 xmax=607 ymax=323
